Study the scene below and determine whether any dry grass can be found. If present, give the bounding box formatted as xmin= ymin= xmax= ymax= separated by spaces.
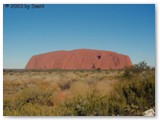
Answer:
xmin=3 ymin=68 xmax=155 ymax=116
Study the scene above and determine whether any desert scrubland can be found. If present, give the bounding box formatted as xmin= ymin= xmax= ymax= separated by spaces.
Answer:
xmin=3 ymin=62 xmax=155 ymax=116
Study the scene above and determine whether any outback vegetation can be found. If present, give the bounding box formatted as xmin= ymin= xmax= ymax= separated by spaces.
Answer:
xmin=3 ymin=61 xmax=155 ymax=116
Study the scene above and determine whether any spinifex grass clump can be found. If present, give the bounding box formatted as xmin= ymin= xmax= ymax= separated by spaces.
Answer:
xmin=55 ymin=89 xmax=109 ymax=116
xmin=4 ymin=85 xmax=55 ymax=116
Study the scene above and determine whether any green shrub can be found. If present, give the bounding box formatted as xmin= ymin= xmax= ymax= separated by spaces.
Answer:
xmin=123 ymin=61 xmax=150 ymax=78
xmin=113 ymin=67 xmax=155 ymax=115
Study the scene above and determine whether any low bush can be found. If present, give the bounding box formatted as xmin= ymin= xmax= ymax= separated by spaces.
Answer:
xmin=109 ymin=64 xmax=155 ymax=116
xmin=123 ymin=61 xmax=151 ymax=79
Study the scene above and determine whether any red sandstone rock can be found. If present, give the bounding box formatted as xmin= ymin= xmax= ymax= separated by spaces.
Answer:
xmin=25 ymin=49 xmax=132 ymax=70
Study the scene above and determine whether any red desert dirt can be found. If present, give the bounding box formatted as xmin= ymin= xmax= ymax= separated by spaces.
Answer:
xmin=25 ymin=49 xmax=132 ymax=70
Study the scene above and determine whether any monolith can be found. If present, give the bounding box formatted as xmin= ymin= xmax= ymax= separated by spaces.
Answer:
xmin=25 ymin=49 xmax=132 ymax=70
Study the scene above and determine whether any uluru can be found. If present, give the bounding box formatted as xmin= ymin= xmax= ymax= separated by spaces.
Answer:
xmin=25 ymin=49 xmax=132 ymax=70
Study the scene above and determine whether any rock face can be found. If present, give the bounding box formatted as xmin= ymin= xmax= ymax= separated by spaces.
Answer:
xmin=25 ymin=49 xmax=132 ymax=70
